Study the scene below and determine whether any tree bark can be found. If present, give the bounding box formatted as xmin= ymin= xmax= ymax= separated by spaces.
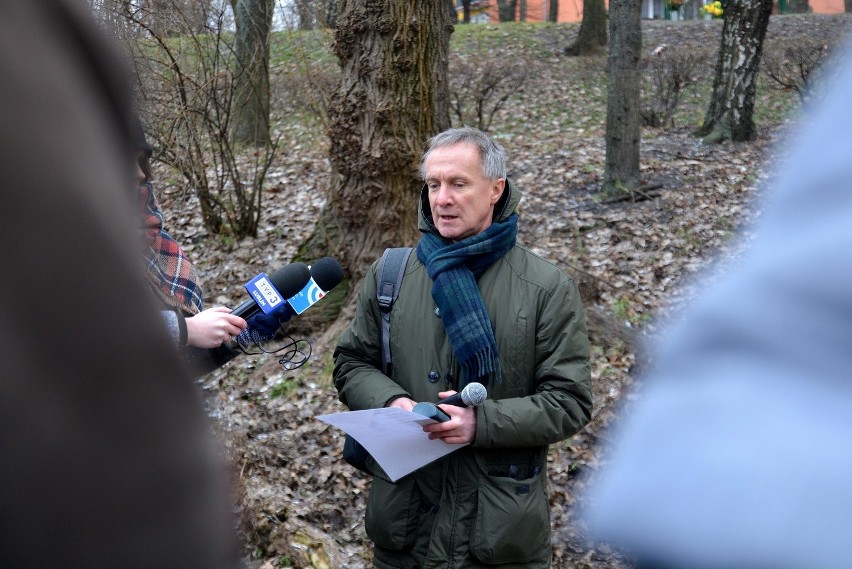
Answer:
xmin=317 ymin=0 xmax=453 ymax=282
xmin=694 ymin=0 xmax=773 ymax=143
xmin=786 ymin=0 xmax=810 ymax=12
xmin=296 ymin=0 xmax=315 ymax=29
xmin=847 ymin=0 xmax=852 ymax=13
xmin=548 ymin=0 xmax=559 ymax=22
xmin=564 ymin=0 xmax=608 ymax=56
xmin=497 ymin=0 xmax=517 ymax=21
xmin=323 ymin=0 xmax=338 ymax=27
xmin=230 ymin=0 xmax=272 ymax=147
xmin=463 ymin=0 xmax=472 ymax=23
xmin=601 ymin=0 xmax=641 ymax=196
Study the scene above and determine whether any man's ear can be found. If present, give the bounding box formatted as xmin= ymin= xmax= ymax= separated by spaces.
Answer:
xmin=491 ymin=178 xmax=506 ymax=205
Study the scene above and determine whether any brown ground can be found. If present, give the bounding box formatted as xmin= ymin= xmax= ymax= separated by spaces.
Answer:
xmin=153 ymin=14 xmax=852 ymax=569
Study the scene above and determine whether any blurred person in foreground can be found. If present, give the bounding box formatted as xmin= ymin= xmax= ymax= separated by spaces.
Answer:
xmin=333 ymin=127 xmax=593 ymax=568
xmin=0 ymin=2 xmax=239 ymax=568
xmin=583 ymin=37 xmax=852 ymax=569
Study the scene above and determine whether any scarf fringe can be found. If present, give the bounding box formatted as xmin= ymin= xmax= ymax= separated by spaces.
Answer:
xmin=459 ymin=347 xmax=503 ymax=386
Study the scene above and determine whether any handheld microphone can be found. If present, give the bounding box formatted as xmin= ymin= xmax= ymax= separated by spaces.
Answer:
xmin=437 ymin=382 xmax=488 ymax=407
xmin=412 ymin=382 xmax=488 ymax=423
xmin=231 ymin=262 xmax=311 ymax=319
xmin=287 ymin=257 xmax=345 ymax=314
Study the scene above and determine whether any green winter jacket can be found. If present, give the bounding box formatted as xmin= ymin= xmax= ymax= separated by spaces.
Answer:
xmin=333 ymin=180 xmax=592 ymax=569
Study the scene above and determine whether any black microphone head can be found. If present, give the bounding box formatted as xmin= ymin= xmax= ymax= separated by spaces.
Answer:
xmin=269 ymin=262 xmax=311 ymax=298
xmin=461 ymin=382 xmax=487 ymax=406
xmin=310 ymin=257 xmax=344 ymax=292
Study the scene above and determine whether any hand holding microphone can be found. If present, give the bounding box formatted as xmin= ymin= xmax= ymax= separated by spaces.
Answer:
xmin=184 ymin=261 xmax=312 ymax=349
xmin=231 ymin=262 xmax=312 ymax=319
xmin=437 ymin=382 xmax=487 ymax=407
xmin=416 ymin=383 xmax=487 ymax=445
xmin=413 ymin=382 xmax=488 ymax=423
xmin=236 ymin=257 xmax=345 ymax=346
xmin=184 ymin=306 xmax=247 ymax=348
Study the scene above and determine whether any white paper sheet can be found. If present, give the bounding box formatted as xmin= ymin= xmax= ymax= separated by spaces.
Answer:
xmin=316 ymin=408 xmax=468 ymax=481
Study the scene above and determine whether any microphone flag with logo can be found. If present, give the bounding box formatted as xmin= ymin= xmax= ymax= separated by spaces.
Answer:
xmin=286 ymin=257 xmax=344 ymax=314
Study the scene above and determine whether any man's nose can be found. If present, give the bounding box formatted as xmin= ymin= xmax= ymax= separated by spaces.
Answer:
xmin=434 ymin=183 xmax=453 ymax=204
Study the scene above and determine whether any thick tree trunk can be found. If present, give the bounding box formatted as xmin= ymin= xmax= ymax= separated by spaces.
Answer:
xmin=694 ymin=0 xmax=773 ymax=143
xmin=601 ymin=0 xmax=642 ymax=196
xmin=231 ymin=0 xmax=272 ymax=147
xmin=297 ymin=0 xmax=314 ymax=29
xmin=549 ymin=0 xmax=559 ymax=22
xmin=463 ymin=0 xmax=472 ymax=23
xmin=317 ymin=0 xmax=453 ymax=282
xmin=786 ymin=0 xmax=810 ymax=12
xmin=520 ymin=0 xmax=528 ymax=21
xmin=145 ymin=0 xmax=179 ymax=37
xmin=564 ymin=0 xmax=608 ymax=56
xmin=323 ymin=0 xmax=338 ymax=27
xmin=497 ymin=0 xmax=517 ymax=21
xmin=847 ymin=0 xmax=852 ymax=12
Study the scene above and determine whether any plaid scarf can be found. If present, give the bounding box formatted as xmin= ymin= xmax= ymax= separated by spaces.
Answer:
xmin=416 ymin=213 xmax=518 ymax=387
xmin=140 ymin=182 xmax=203 ymax=315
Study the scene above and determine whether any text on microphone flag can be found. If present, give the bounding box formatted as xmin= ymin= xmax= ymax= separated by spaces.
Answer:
xmin=244 ymin=273 xmax=286 ymax=314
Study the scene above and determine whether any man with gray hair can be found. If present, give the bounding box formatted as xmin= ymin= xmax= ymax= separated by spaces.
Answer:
xmin=334 ymin=127 xmax=592 ymax=568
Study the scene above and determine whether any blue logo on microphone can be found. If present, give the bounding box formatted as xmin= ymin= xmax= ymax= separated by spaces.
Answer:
xmin=287 ymin=278 xmax=326 ymax=314
xmin=244 ymin=273 xmax=286 ymax=314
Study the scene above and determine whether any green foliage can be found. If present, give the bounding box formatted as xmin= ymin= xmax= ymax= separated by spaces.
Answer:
xmin=611 ymin=294 xmax=649 ymax=326
xmin=258 ymin=21 xmax=807 ymax=154
xmin=268 ymin=378 xmax=299 ymax=400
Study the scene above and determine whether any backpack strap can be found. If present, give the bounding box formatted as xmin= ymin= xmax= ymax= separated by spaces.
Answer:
xmin=376 ymin=247 xmax=413 ymax=376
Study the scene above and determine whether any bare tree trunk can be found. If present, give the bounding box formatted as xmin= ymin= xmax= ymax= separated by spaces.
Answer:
xmin=694 ymin=0 xmax=773 ymax=143
xmin=549 ymin=0 xmax=559 ymax=22
xmin=183 ymin=0 xmax=212 ymax=33
xmin=565 ymin=0 xmax=607 ymax=56
xmin=297 ymin=0 xmax=315 ymax=29
xmin=602 ymin=0 xmax=642 ymax=196
xmin=323 ymin=0 xmax=338 ymax=27
xmin=144 ymin=0 xmax=178 ymax=36
xmin=847 ymin=0 xmax=852 ymax=12
xmin=314 ymin=0 xmax=453 ymax=282
xmin=787 ymin=0 xmax=810 ymax=11
xmin=497 ymin=0 xmax=517 ymax=21
xmin=463 ymin=0 xmax=472 ymax=23
xmin=231 ymin=0 xmax=272 ymax=147
xmin=520 ymin=0 xmax=528 ymax=21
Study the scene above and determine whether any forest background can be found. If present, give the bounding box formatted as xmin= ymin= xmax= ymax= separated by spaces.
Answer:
xmin=95 ymin=1 xmax=852 ymax=567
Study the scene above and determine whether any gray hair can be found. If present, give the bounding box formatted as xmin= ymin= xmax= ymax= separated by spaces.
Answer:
xmin=420 ymin=127 xmax=507 ymax=181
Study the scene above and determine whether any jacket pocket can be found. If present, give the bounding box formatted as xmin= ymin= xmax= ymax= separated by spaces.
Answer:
xmin=471 ymin=469 xmax=550 ymax=564
xmin=365 ymin=468 xmax=422 ymax=551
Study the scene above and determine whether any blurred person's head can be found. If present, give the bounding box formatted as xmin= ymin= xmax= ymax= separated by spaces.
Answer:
xmin=131 ymin=113 xmax=153 ymax=184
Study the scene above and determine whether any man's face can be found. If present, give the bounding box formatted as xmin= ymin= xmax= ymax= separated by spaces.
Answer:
xmin=424 ymin=142 xmax=505 ymax=242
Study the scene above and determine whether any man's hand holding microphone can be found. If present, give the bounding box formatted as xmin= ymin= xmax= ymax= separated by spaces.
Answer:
xmin=389 ymin=382 xmax=487 ymax=445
